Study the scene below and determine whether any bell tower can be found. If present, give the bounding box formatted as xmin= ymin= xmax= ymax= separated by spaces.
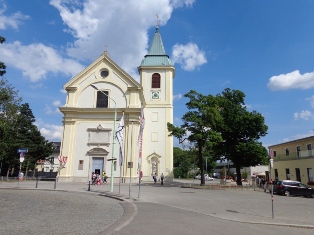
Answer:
xmin=138 ymin=26 xmax=175 ymax=178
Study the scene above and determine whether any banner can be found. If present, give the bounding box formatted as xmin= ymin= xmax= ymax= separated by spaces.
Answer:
xmin=137 ymin=107 xmax=145 ymax=171
xmin=116 ymin=113 xmax=124 ymax=167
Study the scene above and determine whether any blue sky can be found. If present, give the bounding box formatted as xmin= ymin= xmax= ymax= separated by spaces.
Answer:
xmin=1 ymin=0 xmax=314 ymax=148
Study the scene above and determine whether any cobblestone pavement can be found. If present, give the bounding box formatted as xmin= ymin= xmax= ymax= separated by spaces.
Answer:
xmin=0 ymin=189 xmax=123 ymax=235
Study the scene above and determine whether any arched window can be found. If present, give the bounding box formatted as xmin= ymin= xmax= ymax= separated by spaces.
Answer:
xmin=96 ymin=90 xmax=109 ymax=108
xmin=152 ymin=73 xmax=160 ymax=88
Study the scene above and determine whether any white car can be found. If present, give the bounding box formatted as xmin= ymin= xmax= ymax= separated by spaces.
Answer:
xmin=205 ymin=176 xmax=214 ymax=181
xmin=195 ymin=174 xmax=214 ymax=181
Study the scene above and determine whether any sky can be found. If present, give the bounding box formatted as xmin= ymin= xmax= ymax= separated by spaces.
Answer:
xmin=1 ymin=0 xmax=314 ymax=149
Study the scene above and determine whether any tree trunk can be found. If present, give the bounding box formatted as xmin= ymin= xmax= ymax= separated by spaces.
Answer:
xmin=236 ymin=166 xmax=242 ymax=186
xmin=199 ymin=145 xmax=205 ymax=186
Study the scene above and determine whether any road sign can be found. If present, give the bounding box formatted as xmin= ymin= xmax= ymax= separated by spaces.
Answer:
xmin=20 ymin=152 xmax=25 ymax=163
xmin=17 ymin=148 xmax=28 ymax=153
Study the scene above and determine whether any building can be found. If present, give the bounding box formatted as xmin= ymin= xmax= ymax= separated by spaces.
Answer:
xmin=268 ymin=136 xmax=314 ymax=184
xmin=214 ymin=161 xmax=268 ymax=181
xmin=58 ymin=26 xmax=175 ymax=183
xmin=36 ymin=142 xmax=61 ymax=172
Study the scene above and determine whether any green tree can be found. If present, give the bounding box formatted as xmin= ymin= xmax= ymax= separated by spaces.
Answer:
xmin=168 ymin=90 xmax=222 ymax=186
xmin=15 ymin=103 xmax=54 ymax=174
xmin=0 ymin=36 xmax=6 ymax=76
xmin=0 ymin=78 xmax=53 ymax=176
xmin=0 ymin=78 xmax=22 ymax=176
xmin=214 ymin=88 xmax=268 ymax=185
xmin=173 ymin=147 xmax=191 ymax=178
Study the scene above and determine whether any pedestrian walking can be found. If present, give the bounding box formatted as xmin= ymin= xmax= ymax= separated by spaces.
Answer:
xmin=153 ymin=173 xmax=157 ymax=184
xmin=102 ymin=172 xmax=107 ymax=184
xmin=160 ymin=173 xmax=164 ymax=185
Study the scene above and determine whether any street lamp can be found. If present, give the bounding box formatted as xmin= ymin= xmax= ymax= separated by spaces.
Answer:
xmin=91 ymin=84 xmax=116 ymax=192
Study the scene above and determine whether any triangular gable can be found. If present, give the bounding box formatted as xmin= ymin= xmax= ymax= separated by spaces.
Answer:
xmin=64 ymin=52 xmax=141 ymax=89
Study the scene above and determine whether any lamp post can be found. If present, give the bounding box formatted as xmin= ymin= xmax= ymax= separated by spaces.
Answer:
xmin=91 ymin=84 xmax=116 ymax=192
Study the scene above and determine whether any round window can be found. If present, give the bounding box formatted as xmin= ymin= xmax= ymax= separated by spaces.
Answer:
xmin=100 ymin=70 xmax=109 ymax=78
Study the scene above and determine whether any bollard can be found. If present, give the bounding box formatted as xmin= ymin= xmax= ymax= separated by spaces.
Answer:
xmin=36 ymin=176 xmax=38 ymax=188
xmin=54 ymin=178 xmax=57 ymax=190
xmin=88 ymin=181 xmax=90 ymax=191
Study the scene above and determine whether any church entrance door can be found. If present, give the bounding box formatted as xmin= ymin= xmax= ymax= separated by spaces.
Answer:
xmin=92 ymin=157 xmax=104 ymax=176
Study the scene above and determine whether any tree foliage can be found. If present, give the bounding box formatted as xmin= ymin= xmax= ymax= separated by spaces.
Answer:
xmin=214 ymin=88 xmax=268 ymax=185
xmin=168 ymin=90 xmax=222 ymax=185
xmin=0 ymin=36 xmax=6 ymax=76
xmin=0 ymin=78 xmax=54 ymax=176
xmin=173 ymin=147 xmax=191 ymax=178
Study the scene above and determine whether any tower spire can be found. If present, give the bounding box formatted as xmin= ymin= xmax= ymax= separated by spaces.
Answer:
xmin=156 ymin=14 xmax=159 ymax=28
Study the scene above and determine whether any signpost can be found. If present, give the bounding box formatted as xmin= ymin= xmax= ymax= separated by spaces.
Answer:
xmin=17 ymin=148 xmax=28 ymax=187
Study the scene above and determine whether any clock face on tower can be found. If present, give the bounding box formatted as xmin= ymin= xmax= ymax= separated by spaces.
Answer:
xmin=152 ymin=91 xmax=160 ymax=99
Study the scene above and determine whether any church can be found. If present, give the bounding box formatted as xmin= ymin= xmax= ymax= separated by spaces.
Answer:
xmin=58 ymin=26 xmax=175 ymax=184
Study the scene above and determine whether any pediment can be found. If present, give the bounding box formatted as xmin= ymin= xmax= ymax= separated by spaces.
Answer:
xmin=64 ymin=53 xmax=141 ymax=89
xmin=87 ymin=148 xmax=109 ymax=156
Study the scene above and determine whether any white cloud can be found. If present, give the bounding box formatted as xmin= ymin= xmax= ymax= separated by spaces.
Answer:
xmin=0 ymin=41 xmax=85 ymax=82
xmin=1 ymin=0 xmax=195 ymax=82
xmin=60 ymin=89 xmax=67 ymax=94
xmin=294 ymin=110 xmax=314 ymax=121
xmin=0 ymin=2 xmax=29 ymax=30
xmin=53 ymin=100 xmax=61 ymax=106
xmin=170 ymin=0 xmax=195 ymax=8
xmin=267 ymin=70 xmax=314 ymax=91
xmin=305 ymin=95 xmax=314 ymax=108
xmin=45 ymin=100 xmax=62 ymax=115
xmin=35 ymin=118 xmax=63 ymax=141
xmin=49 ymin=0 xmax=195 ymax=79
xmin=173 ymin=93 xmax=183 ymax=100
xmin=171 ymin=42 xmax=207 ymax=71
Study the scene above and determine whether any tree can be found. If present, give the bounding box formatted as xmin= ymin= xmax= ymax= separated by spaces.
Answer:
xmin=0 ymin=78 xmax=22 ymax=176
xmin=168 ymin=90 xmax=222 ymax=185
xmin=14 ymin=103 xmax=54 ymax=175
xmin=0 ymin=36 xmax=6 ymax=76
xmin=0 ymin=78 xmax=53 ymax=176
xmin=214 ymin=88 xmax=268 ymax=185
xmin=173 ymin=147 xmax=191 ymax=178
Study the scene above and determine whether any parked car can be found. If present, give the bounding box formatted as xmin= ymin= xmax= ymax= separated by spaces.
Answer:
xmin=268 ymin=180 xmax=314 ymax=197
xmin=195 ymin=174 xmax=213 ymax=180
xmin=194 ymin=174 xmax=201 ymax=179
xmin=205 ymin=176 xmax=214 ymax=181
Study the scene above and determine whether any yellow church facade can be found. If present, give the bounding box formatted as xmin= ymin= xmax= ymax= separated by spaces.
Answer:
xmin=58 ymin=27 xmax=175 ymax=184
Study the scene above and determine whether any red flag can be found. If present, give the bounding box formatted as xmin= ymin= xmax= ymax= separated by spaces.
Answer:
xmin=138 ymin=107 xmax=145 ymax=171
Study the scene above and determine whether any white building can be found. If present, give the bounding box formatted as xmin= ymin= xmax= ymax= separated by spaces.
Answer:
xmin=58 ymin=26 xmax=175 ymax=183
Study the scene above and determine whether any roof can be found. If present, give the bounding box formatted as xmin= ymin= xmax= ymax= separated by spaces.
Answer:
xmin=140 ymin=27 xmax=173 ymax=66
xmin=268 ymin=135 xmax=314 ymax=148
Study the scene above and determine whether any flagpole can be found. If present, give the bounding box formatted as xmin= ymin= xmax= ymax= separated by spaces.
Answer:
xmin=137 ymin=106 xmax=144 ymax=200
xmin=129 ymin=121 xmax=133 ymax=198
xmin=116 ymin=112 xmax=124 ymax=195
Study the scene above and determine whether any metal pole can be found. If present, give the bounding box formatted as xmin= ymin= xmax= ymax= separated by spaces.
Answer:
xmin=119 ymin=165 xmax=121 ymax=194
xmin=129 ymin=122 xmax=134 ymax=198
xmin=91 ymin=84 xmax=116 ymax=193
xmin=110 ymin=105 xmax=117 ymax=192
xmin=54 ymin=178 xmax=57 ymax=190
xmin=270 ymin=161 xmax=274 ymax=219
xmin=137 ymin=169 xmax=143 ymax=200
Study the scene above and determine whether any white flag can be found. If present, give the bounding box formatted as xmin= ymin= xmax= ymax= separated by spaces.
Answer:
xmin=116 ymin=113 xmax=124 ymax=167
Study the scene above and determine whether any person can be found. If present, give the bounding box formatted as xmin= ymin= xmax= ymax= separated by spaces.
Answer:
xmin=139 ymin=171 xmax=143 ymax=182
xmin=160 ymin=173 xmax=164 ymax=185
xmin=95 ymin=174 xmax=102 ymax=186
xmin=92 ymin=172 xmax=96 ymax=185
xmin=153 ymin=173 xmax=157 ymax=184
xmin=261 ymin=178 xmax=265 ymax=190
xmin=102 ymin=172 xmax=107 ymax=184
xmin=264 ymin=179 xmax=267 ymax=192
